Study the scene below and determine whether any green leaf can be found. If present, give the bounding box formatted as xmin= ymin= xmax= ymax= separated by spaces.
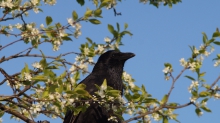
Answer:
xmin=72 ymin=11 xmax=78 ymax=21
xmin=89 ymin=19 xmax=101 ymax=25
xmin=199 ymin=72 xmax=206 ymax=77
xmin=202 ymin=32 xmax=208 ymax=44
xmin=185 ymin=75 xmax=195 ymax=81
xmin=201 ymin=106 xmax=211 ymax=112
xmin=195 ymin=108 xmax=202 ymax=116
xmin=46 ymin=65 xmax=59 ymax=69
xmin=86 ymin=37 xmax=93 ymax=44
xmin=24 ymin=63 xmax=29 ymax=73
xmin=201 ymin=98 xmax=208 ymax=103
xmin=163 ymin=116 xmax=168 ymax=123
xmin=49 ymin=85 xmax=57 ymax=93
xmin=32 ymin=75 xmax=47 ymax=81
xmin=212 ymin=32 xmax=220 ymax=38
xmin=107 ymin=90 xmax=120 ymax=97
xmin=42 ymin=90 xmax=49 ymax=98
xmin=199 ymin=91 xmax=210 ymax=97
xmin=213 ymin=41 xmax=220 ymax=45
xmin=46 ymin=16 xmax=53 ymax=25
xmin=161 ymin=94 xmax=168 ymax=104
xmin=75 ymin=83 xmax=86 ymax=90
xmin=101 ymin=79 xmax=107 ymax=89
xmin=40 ymin=58 xmax=47 ymax=69
xmin=124 ymin=23 xmax=128 ymax=30
xmin=0 ymin=110 xmax=5 ymax=117
xmin=121 ymin=31 xmax=133 ymax=36
xmin=99 ymin=0 xmax=111 ymax=8
xmin=108 ymin=24 xmax=115 ymax=34
xmin=62 ymin=36 xmax=73 ymax=41
xmin=74 ymin=71 xmax=80 ymax=81
xmin=84 ymin=9 xmax=93 ymax=18
xmin=77 ymin=0 xmax=85 ymax=6
xmin=116 ymin=23 xmax=120 ymax=32
xmin=94 ymin=9 xmax=102 ymax=16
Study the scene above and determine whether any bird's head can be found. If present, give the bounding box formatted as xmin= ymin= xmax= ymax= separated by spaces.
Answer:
xmin=95 ymin=50 xmax=135 ymax=68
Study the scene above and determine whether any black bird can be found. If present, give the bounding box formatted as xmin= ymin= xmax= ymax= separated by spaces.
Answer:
xmin=63 ymin=50 xmax=135 ymax=123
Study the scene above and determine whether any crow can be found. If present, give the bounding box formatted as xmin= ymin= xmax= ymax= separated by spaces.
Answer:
xmin=63 ymin=50 xmax=135 ymax=123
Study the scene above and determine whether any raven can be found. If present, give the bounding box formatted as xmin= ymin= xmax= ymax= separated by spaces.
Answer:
xmin=63 ymin=50 xmax=135 ymax=123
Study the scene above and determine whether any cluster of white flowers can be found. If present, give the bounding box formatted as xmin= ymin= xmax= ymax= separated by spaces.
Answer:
xmin=123 ymin=72 xmax=135 ymax=88
xmin=30 ymin=103 xmax=41 ymax=113
xmin=188 ymin=81 xmax=199 ymax=93
xmin=67 ymin=18 xmax=82 ymax=38
xmin=32 ymin=62 xmax=42 ymax=70
xmin=152 ymin=113 xmax=160 ymax=121
xmin=53 ymin=40 xmax=61 ymax=51
xmin=21 ymin=23 xmax=41 ymax=43
xmin=0 ymin=0 xmax=14 ymax=8
xmin=69 ymin=62 xmax=88 ymax=74
xmin=24 ymin=72 xmax=32 ymax=81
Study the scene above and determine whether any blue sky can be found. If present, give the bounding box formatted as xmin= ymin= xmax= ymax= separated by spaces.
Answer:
xmin=1 ymin=0 xmax=220 ymax=123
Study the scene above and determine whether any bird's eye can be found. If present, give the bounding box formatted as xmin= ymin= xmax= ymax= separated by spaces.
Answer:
xmin=112 ymin=54 xmax=115 ymax=57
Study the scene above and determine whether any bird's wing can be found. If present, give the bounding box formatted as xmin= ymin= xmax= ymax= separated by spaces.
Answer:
xmin=63 ymin=74 xmax=106 ymax=123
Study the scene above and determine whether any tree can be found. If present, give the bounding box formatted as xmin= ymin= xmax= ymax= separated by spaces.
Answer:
xmin=1 ymin=0 xmax=220 ymax=123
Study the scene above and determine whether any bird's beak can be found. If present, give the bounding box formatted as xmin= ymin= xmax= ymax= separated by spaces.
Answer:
xmin=120 ymin=52 xmax=135 ymax=60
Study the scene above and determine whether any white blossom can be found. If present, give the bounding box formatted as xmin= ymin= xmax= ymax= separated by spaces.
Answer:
xmin=88 ymin=57 xmax=93 ymax=63
xmin=69 ymin=64 xmax=77 ymax=72
xmin=189 ymin=62 xmax=196 ymax=71
xmin=193 ymin=48 xmax=199 ymax=54
xmin=75 ymin=23 xmax=82 ymax=31
xmin=8 ymin=24 xmax=13 ymax=31
xmin=15 ymin=23 xmax=22 ymax=29
xmin=33 ymin=7 xmax=39 ymax=13
xmin=214 ymin=93 xmax=220 ymax=99
xmin=84 ymin=47 xmax=89 ymax=55
xmin=162 ymin=66 xmax=171 ymax=73
xmin=198 ymin=111 xmax=203 ymax=116
xmin=32 ymin=62 xmax=42 ymax=69
xmin=24 ymin=72 xmax=32 ymax=81
xmin=40 ymin=24 xmax=44 ymax=29
xmin=204 ymin=51 xmax=210 ymax=57
xmin=189 ymin=97 xmax=197 ymax=103
xmin=152 ymin=113 xmax=159 ymax=121
xmin=31 ymin=0 xmax=39 ymax=5
xmin=214 ymin=60 xmax=220 ymax=67
xmin=179 ymin=58 xmax=187 ymax=67
xmin=67 ymin=18 xmax=74 ymax=27
xmin=191 ymin=81 xmax=199 ymax=87
xmin=97 ymin=45 xmax=104 ymax=54
xmin=0 ymin=0 xmax=14 ymax=8
xmin=30 ymin=103 xmax=41 ymax=113
xmin=104 ymin=37 xmax=111 ymax=43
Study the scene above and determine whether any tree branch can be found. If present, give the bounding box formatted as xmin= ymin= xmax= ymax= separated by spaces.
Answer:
xmin=0 ymin=103 xmax=35 ymax=123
